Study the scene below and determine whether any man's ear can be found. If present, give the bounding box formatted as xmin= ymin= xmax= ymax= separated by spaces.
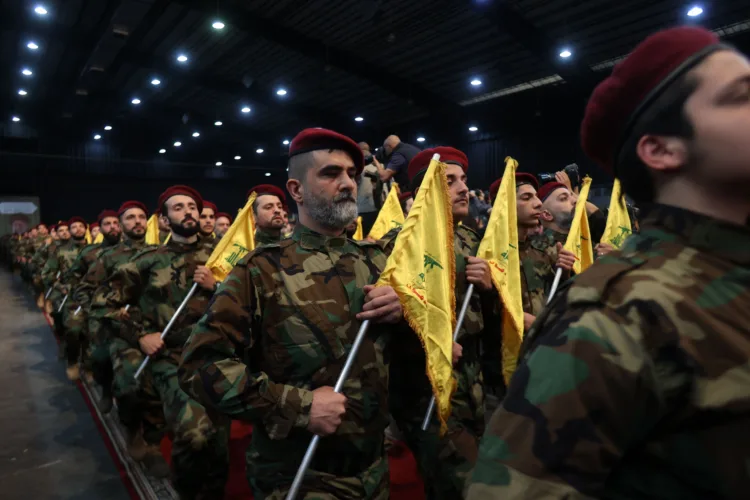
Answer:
xmin=540 ymin=209 xmax=554 ymax=222
xmin=287 ymin=178 xmax=303 ymax=204
xmin=636 ymin=135 xmax=689 ymax=174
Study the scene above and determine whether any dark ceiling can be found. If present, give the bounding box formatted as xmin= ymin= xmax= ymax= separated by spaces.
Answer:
xmin=2 ymin=0 xmax=750 ymax=178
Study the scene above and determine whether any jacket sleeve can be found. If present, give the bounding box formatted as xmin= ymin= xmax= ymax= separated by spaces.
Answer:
xmin=89 ymin=259 xmax=147 ymax=345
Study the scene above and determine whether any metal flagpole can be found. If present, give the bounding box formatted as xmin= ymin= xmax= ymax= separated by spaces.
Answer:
xmin=45 ymin=271 xmax=61 ymax=299
xmin=57 ymin=293 xmax=69 ymax=313
xmin=546 ymin=268 xmax=563 ymax=305
xmin=421 ymin=283 xmax=473 ymax=431
xmin=285 ymin=319 xmax=371 ymax=500
xmin=134 ymin=282 xmax=198 ymax=380
xmin=74 ymin=305 xmax=81 ymax=316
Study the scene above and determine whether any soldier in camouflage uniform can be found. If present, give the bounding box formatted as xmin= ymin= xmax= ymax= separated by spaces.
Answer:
xmin=180 ymin=128 xmax=404 ymax=500
xmin=247 ymin=184 xmax=287 ymax=246
xmin=61 ymin=210 xmax=122 ymax=380
xmin=377 ymin=146 xmax=497 ymax=499
xmin=199 ymin=200 xmax=217 ymax=247
xmin=92 ymin=186 xmax=227 ymax=496
xmin=468 ymin=27 xmax=750 ymax=499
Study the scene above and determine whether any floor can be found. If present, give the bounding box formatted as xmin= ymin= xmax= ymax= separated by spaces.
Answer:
xmin=0 ymin=269 xmax=131 ymax=500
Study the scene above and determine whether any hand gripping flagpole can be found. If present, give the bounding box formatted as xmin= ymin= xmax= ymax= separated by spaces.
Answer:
xmin=546 ymin=268 xmax=564 ymax=305
xmin=421 ymin=283 xmax=473 ymax=431
xmin=285 ymin=319 xmax=371 ymax=500
xmin=134 ymin=282 xmax=198 ymax=380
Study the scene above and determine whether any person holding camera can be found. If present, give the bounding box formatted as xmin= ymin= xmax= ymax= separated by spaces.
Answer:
xmin=376 ymin=135 xmax=421 ymax=189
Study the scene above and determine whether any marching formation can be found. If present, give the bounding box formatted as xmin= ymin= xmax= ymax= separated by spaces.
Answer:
xmin=1 ymin=25 xmax=749 ymax=500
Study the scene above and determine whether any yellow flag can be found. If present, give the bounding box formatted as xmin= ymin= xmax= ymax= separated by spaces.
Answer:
xmin=352 ymin=216 xmax=364 ymax=240
xmin=85 ymin=227 xmax=92 ymax=244
xmin=368 ymin=184 xmax=405 ymax=240
xmin=376 ymin=157 xmax=456 ymax=433
xmin=476 ymin=157 xmax=524 ymax=384
xmin=565 ymin=177 xmax=595 ymax=274
xmin=600 ymin=179 xmax=632 ymax=249
xmin=205 ymin=193 xmax=257 ymax=282
xmin=145 ymin=214 xmax=161 ymax=245
xmin=93 ymin=232 xmax=104 ymax=244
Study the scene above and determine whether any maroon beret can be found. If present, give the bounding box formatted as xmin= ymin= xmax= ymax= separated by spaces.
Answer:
xmin=582 ymin=26 xmax=724 ymax=175
xmin=248 ymin=184 xmax=287 ymax=204
xmin=202 ymin=201 xmax=217 ymax=214
xmin=89 ymin=222 xmax=100 ymax=229
xmin=215 ymin=212 xmax=233 ymax=223
xmin=56 ymin=220 xmax=68 ymax=228
xmin=289 ymin=128 xmax=364 ymax=174
xmin=97 ymin=210 xmax=119 ymax=224
xmin=49 ymin=225 xmax=57 ymax=231
xmin=407 ymin=146 xmax=468 ymax=186
xmin=398 ymin=191 xmax=413 ymax=202
xmin=157 ymin=185 xmax=203 ymax=214
xmin=537 ymin=182 xmax=568 ymax=202
xmin=68 ymin=216 xmax=86 ymax=227
xmin=118 ymin=201 xmax=148 ymax=217
xmin=490 ymin=173 xmax=539 ymax=202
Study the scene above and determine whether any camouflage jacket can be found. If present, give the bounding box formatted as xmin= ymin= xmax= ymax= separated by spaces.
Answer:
xmin=467 ymin=204 xmax=750 ymax=500
xmin=179 ymin=224 xmax=391 ymax=492
xmin=31 ymin=241 xmax=58 ymax=287
xmin=255 ymin=227 xmax=281 ymax=247
xmin=86 ymin=238 xmax=153 ymax=343
xmin=159 ymin=229 xmax=170 ymax=244
xmin=519 ymin=236 xmax=558 ymax=317
xmin=63 ymin=239 xmax=120 ymax=293
xmin=90 ymin=237 xmax=214 ymax=350
xmin=42 ymin=238 xmax=87 ymax=290
xmin=199 ymin=232 xmax=217 ymax=249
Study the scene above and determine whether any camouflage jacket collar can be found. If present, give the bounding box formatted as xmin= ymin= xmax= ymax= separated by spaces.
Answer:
xmin=165 ymin=236 xmax=201 ymax=254
xmin=255 ymin=227 xmax=281 ymax=246
xmin=123 ymin=237 xmax=147 ymax=249
xmin=641 ymin=204 xmax=750 ymax=266
xmin=292 ymin=224 xmax=347 ymax=251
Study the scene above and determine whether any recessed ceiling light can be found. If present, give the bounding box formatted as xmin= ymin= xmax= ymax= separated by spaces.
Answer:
xmin=468 ymin=126 xmax=478 ymax=132
xmin=212 ymin=21 xmax=225 ymax=30
xmin=215 ymin=161 xmax=223 ymax=166
xmin=214 ymin=120 xmax=222 ymax=126
xmin=234 ymin=155 xmax=241 ymax=160
xmin=151 ymin=78 xmax=161 ymax=86
xmin=416 ymin=136 xmax=425 ymax=142
xmin=21 ymin=68 xmax=33 ymax=76
xmin=104 ymin=125 xmax=112 ymax=131
xmin=265 ymin=172 xmax=271 ymax=177
xmin=256 ymin=148 xmax=264 ymax=154
xmin=354 ymin=116 xmax=364 ymax=122
xmin=276 ymin=88 xmax=287 ymax=96
xmin=27 ymin=41 xmax=39 ymax=50
xmin=470 ymin=78 xmax=482 ymax=86
xmin=173 ymin=141 xmax=182 ymax=147
xmin=176 ymin=54 xmax=188 ymax=63
xmin=192 ymin=131 xmax=200 ymax=137
xmin=34 ymin=5 xmax=48 ymax=16
xmin=18 ymin=89 xmax=28 ymax=96
xmin=12 ymin=116 xmax=20 ymax=122
xmin=131 ymin=97 xmax=141 ymax=105
xmin=282 ymin=139 xmax=290 ymax=145
xmin=159 ymin=148 xmax=166 ymax=154
xmin=241 ymin=106 xmax=251 ymax=113
xmin=687 ymin=5 xmax=703 ymax=17
xmin=559 ymin=48 xmax=572 ymax=59
xmin=94 ymin=134 xmax=101 ymax=140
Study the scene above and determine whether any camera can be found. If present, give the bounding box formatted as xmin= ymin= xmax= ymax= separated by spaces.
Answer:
xmin=538 ymin=163 xmax=581 ymax=189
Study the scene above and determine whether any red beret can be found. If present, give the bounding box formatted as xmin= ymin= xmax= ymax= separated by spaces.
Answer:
xmin=202 ymin=201 xmax=217 ymax=213
xmin=582 ymin=26 xmax=724 ymax=175
xmin=89 ymin=222 xmax=100 ymax=229
xmin=398 ymin=191 xmax=413 ymax=201
xmin=215 ymin=212 xmax=233 ymax=223
xmin=407 ymin=146 xmax=467 ymax=186
xmin=157 ymin=185 xmax=203 ymax=214
xmin=490 ymin=173 xmax=539 ymax=202
xmin=68 ymin=216 xmax=86 ymax=227
xmin=248 ymin=184 xmax=287 ymax=204
xmin=289 ymin=128 xmax=364 ymax=174
xmin=56 ymin=220 xmax=68 ymax=228
xmin=118 ymin=201 xmax=148 ymax=217
xmin=49 ymin=225 xmax=57 ymax=231
xmin=537 ymin=182 xmax=568 ymax=202
xmin=97 ymin=210 xmax=119 ymax=224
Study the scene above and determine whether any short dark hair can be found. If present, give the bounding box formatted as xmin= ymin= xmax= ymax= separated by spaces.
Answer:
xmin=617 ymin=72 xmax=699 ymax=203
xmin=160 ymin=202 xmax=168 ymax=217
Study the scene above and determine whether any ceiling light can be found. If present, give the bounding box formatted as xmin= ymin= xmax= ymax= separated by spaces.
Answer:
xmin=34 ymin=5 xmax=48 ymax=15
xmin=215 ymin=161 xmax=223 ymax=166
xmin=159 ymin=149 xmax=166 ymax=154
xmin=265 ymin=172 xmax=271 ymax=177
xmin=559 ymin=48 xmax=572 ymax=59
xmin=151 ymin=78 xmax=161 ymax=86
xmin=470 ymin=78 xmax=482 ymax=86
xmin=104 ymin=125 xmax=112 ymax=131
xmin=354 ymin=116 xmax=364 ymax=122
xmin=212 ymin=21 xmax=225 ymax=30
xmin=21 ymin=68 xmax=32 ymax=76
xmin=282 ymin=139 xmax=290 ymax=145
xmin=94 ymin=134 xmax=101 ymax=140
xmin=18 ymin=89 xmax=28 ymax=96
xmin=131 ymin=97 xmax=141 ymax=105
xmin=27 ymin=41 xmax=39 ymax=50
xmin=468 ymin=126 xmax=478 ymax=132
xmin=192 ymin=131 xmax=200 ymax=137
xmin=276 ymin=88 xmax=287 ymax=96
xmin=176 ymin=54 xmax=188 ymax=63
xmin=234 ymin=155 xmax=241 ymax=160
xmin=416 ymin=136 xmax=426 ymax=142
xmin=256 ymin=148 xmax=264 ymax=154
xmin=687 ymin=5 xmax=703 ymax=17
xmin=173 ymin=141 xmax=182 ymax=147
xmin=241 ymin=106 xmax=251 ymax=113
xmin=12 ymin=116 xmax=20 ymax=122
xmin=214 ymin=120 xmax=222 ymax=126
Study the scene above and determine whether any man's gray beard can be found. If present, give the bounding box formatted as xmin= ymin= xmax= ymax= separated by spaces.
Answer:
xmin=554 ymin=210 xmax=574 ymax=231
xmin=304 ymin=190 xmax=358 ymax=230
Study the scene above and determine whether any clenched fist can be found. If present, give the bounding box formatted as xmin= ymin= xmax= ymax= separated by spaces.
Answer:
xmin=307 ymin=386 xmax=347 ymax=436
xmin=555 ymin=243 xmax=577 ymax=271
xmin=357 ymin=285 xmax=402 ymax=323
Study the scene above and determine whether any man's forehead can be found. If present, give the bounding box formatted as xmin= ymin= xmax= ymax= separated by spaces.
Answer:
xmin=445 ymin=164 xmax=466 ymax=177
xmin=517 ymin=184 xmax=537 ymax=196
xmin=312 ymin=149 xmax=355 ymax=169
xmin=202 ymin=208 xmax=215 ymax=215
xmin=692 ymin=50 xmax=750 ymax=97
xmin=257 ymin=193 xmax=282 ymax=205
xmin=168 ymin=194 xmax=197 ymax=205
xmin=123 ymin=207 xmax=146 ymax=218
